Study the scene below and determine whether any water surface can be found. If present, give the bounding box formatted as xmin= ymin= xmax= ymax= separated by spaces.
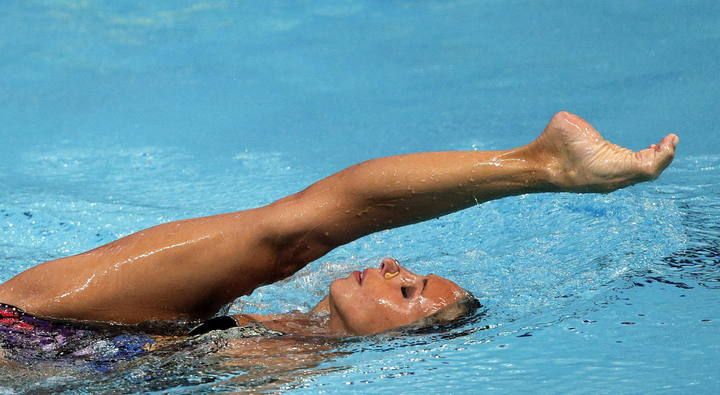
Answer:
xmin=0 ymin=0 xmax=718 ymax=393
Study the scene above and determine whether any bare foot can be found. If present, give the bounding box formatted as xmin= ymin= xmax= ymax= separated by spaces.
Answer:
xmin=530 ymin=111 xmax=679 ymax=192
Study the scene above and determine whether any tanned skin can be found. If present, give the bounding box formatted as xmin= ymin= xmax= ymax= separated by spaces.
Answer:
xmin=0 ymin=112 xmax=678 ymax=327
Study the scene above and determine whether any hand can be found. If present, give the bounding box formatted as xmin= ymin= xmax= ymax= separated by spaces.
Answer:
xmin=530 ymin=111 xmax=679 ymax=192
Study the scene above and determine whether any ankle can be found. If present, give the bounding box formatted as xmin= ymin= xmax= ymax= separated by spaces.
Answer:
xmin=510 ymin=143 xmax=564 ymax=193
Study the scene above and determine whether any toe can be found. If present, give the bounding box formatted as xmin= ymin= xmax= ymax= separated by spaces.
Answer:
xmin=633 ymin=134 xmax=678 ymax=180
xmin=649 ymin=133 xmax=679 ymax=177
xmin=659 ymin=133 xmax=679 ymax=150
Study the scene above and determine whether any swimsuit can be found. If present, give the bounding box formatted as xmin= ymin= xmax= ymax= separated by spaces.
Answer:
xmin=188 ymin=314 xmax=284 ymax=337
xmin=0 ymin=304 xmax=282 ymax=371
xmin=0 ymin=303 xmax=154 ymax=371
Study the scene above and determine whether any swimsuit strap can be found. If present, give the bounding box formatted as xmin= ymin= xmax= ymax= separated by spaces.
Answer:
xmin=188 ymin=315 xmax=238 ymax=336
xmin=188 ymin=314 xmax=284 ymax=337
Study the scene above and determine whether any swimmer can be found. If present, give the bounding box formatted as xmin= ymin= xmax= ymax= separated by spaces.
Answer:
xmin=0 ymin=112 xmax=679 ymax=341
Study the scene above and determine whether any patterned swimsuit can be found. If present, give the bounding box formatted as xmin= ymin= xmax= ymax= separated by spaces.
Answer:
xmin=0 ymin=303 xmax=282 ymax=371
xmin=0 ymin=303 xmax=154 ymax=371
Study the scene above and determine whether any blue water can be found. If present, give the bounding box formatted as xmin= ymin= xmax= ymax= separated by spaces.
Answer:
xmin=1 ymin=0 xmax=719 ymax=393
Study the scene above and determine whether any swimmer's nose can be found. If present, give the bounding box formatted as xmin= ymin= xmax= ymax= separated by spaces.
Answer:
xmin=380 ymin=257 xmax=400 ymax=279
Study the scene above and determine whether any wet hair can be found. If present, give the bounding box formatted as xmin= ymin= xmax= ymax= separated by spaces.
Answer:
xmin=401 ymin=291 xmax=483 ymax=335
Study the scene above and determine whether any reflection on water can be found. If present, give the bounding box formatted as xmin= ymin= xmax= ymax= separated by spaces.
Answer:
xmin=659 ymin=208 xmax=720 ymax=290
xmin=1 ymin=329 xmax=346 ymax=393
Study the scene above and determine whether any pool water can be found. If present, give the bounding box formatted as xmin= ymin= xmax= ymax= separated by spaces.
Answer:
xmin=1 ymin=0 xmax=719 ymax=393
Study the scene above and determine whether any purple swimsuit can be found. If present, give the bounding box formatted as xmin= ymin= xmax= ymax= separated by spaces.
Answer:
xmin=0 ymin=303 xmax=154 ymax=371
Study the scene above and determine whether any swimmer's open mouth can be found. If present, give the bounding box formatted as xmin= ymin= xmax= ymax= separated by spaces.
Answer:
xmin=353 ymin=270 xmax=363 ymax=285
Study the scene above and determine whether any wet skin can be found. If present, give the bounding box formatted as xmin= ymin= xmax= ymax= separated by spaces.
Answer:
xmin=326 ymin=258 xmax=465 ymax=335
xmin=0 ymin=112 xmax=679 ymax=335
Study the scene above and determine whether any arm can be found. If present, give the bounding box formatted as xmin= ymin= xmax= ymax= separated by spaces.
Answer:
xmin=0 ymin=112 xmax=677 ymax=323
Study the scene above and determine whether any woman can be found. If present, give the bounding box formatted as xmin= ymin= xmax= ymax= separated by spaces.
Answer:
xmin=0 ymin=112 xmax=678 ymax=344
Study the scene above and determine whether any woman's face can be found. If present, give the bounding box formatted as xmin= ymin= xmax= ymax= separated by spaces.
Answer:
xmin=327 ymin=257 xmax=466 ymax=335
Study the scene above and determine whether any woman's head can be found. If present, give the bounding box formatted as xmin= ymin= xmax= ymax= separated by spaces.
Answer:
xmin=327 ymin=257 xmax=478 ymax=335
